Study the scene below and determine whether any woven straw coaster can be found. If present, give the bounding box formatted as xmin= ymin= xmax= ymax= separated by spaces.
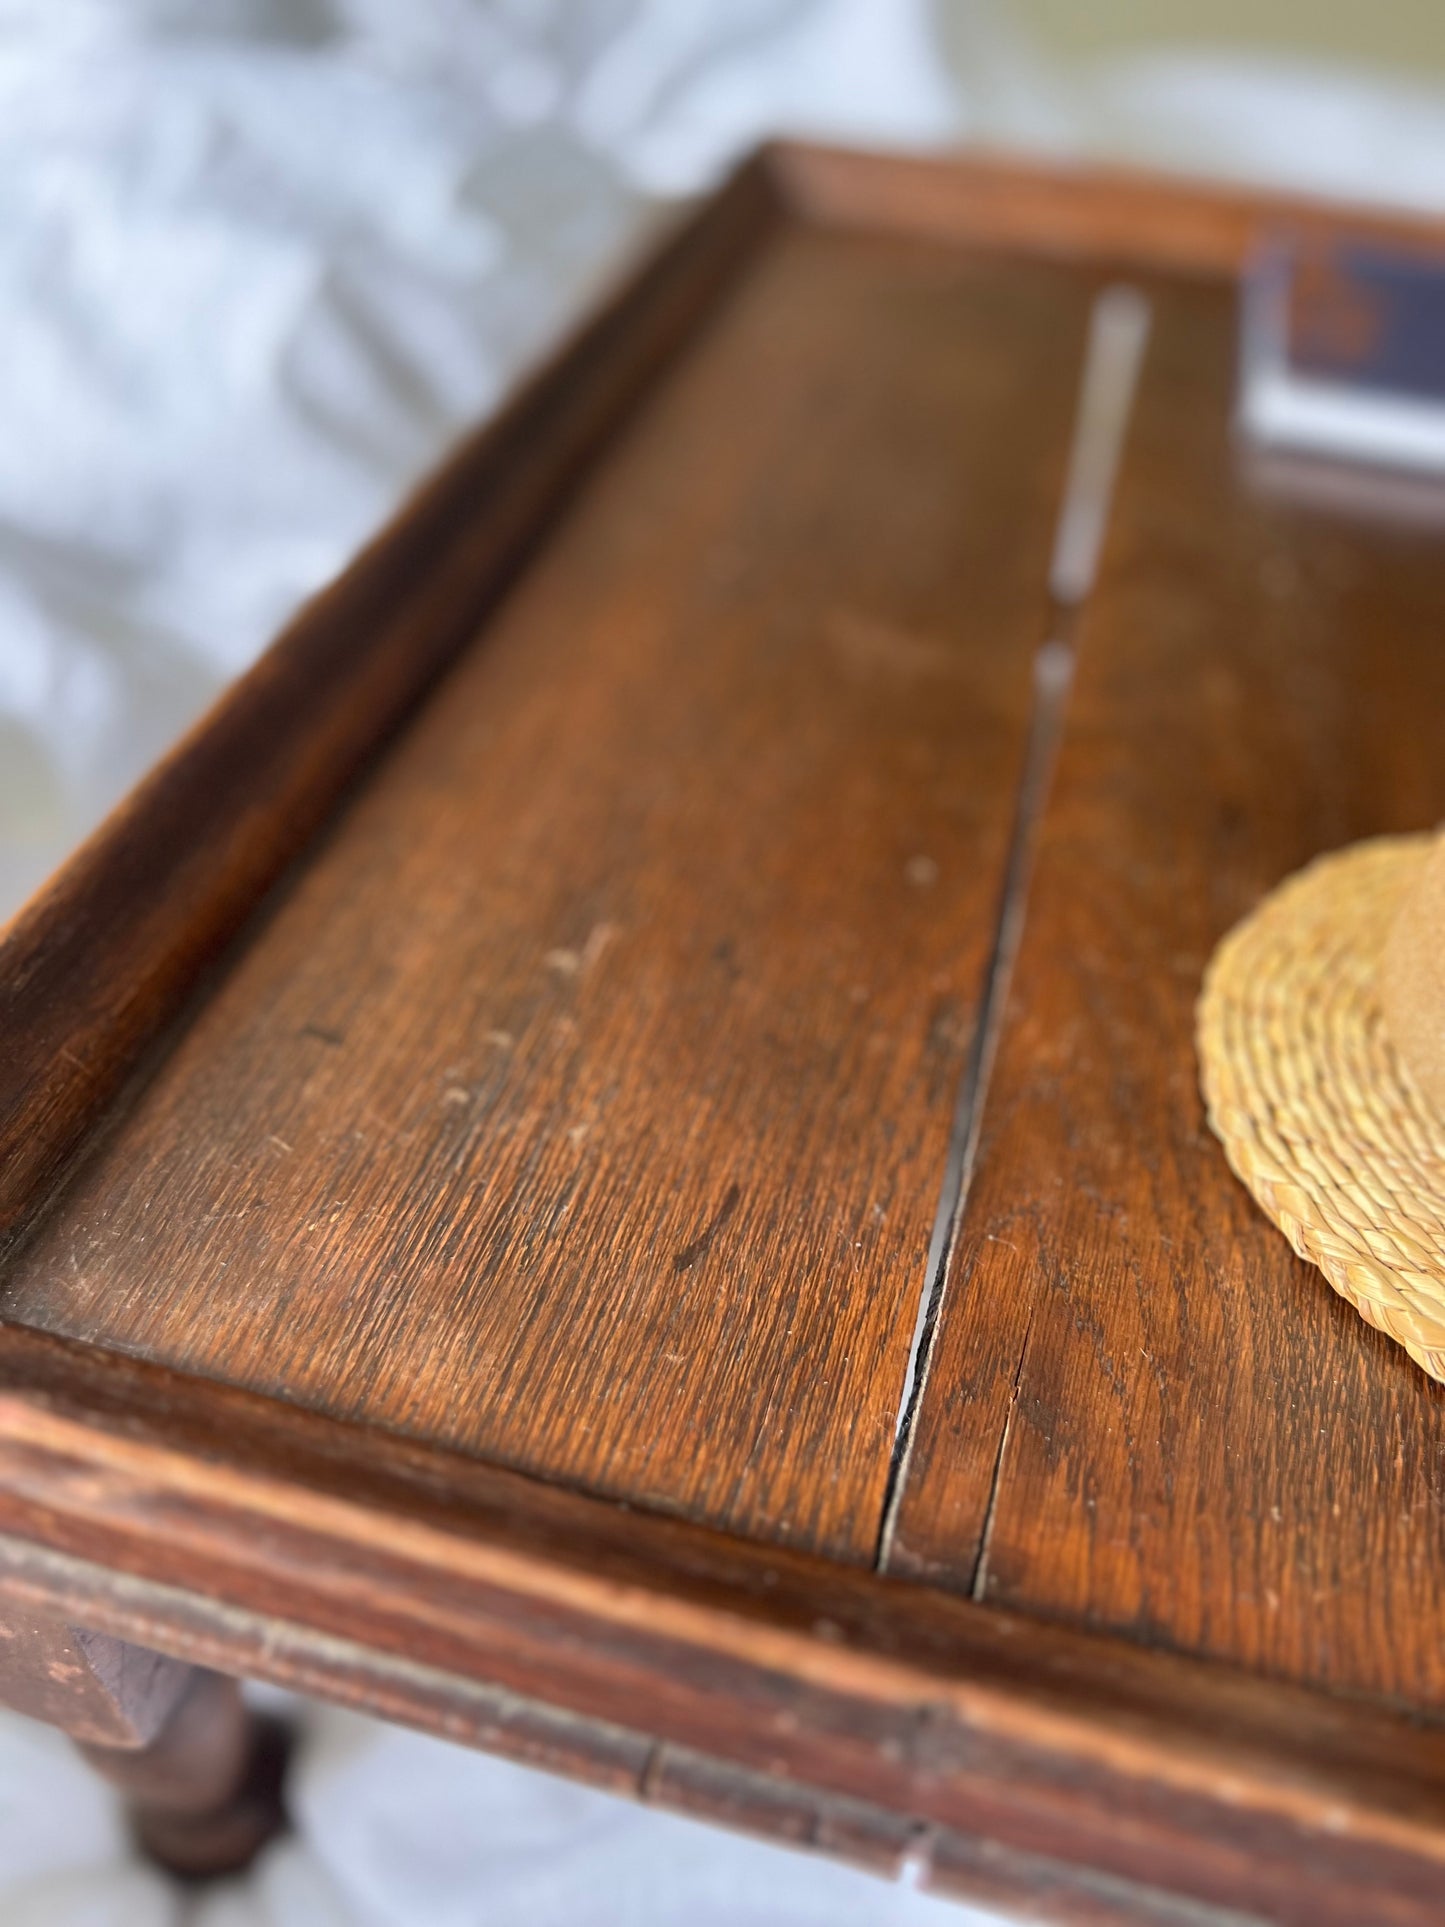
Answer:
xmin=1198 ymin=833 xmax=1445 ymax=1383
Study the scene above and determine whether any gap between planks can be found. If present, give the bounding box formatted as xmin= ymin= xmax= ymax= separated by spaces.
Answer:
xmin=875 ymin=285 xmax=1151 ymax=1576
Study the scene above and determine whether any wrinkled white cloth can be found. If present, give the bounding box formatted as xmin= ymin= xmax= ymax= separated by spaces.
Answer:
xmin=3 ymin=4 xmax=1445 ymax=1923
xmin=0 ymin=0 xmax=959 ymax=915
xmin=0 ymin=1696 xmax=973 ymax=1926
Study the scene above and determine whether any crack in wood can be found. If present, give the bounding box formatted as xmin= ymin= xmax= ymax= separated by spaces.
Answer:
xmin=672 ymin=1182 xmax=742 ymax=1274
xmin=876 ymin=284 xmax=1150 ymax=1576
xmin=875 ymin=638 xmax=1073 ymax=1571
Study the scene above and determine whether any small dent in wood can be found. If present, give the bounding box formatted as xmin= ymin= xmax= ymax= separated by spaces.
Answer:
xmin=545 ymin=923 xmax=619 ymax=982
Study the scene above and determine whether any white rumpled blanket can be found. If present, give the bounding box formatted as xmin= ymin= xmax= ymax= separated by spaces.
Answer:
xmin=0 ymin=1691 xmax=969 ymax=1926
xmin=2 ymin=4 xmax=1444 ymax=1922
xmin=0 ymin=0 xmax=960 ymax=916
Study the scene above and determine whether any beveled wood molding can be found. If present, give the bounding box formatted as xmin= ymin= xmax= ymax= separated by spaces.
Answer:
xmin=0 ymin=1326 xmax=1438 ymax=1924
xmin=769 ymin=139 xmax=1445 ymax=277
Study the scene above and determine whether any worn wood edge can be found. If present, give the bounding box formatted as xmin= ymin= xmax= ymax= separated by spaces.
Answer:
xmin=0 ymin=1335 xmax=1438 ymax=1921
xmin=0 ymin=1430 xmax=1424 ymax=1927
xmin=0 ymin=1538 xmax=1256 ymax=1927
xmin=765 ymin=140 xmax=1445 ymax=279
xmin=2 ymin=142 xmax=1445 ymax=1919
xmin=0 ymin=1602 xmax=192 ymax=1747
xmin=0 ymin=150 xmax=784 ymax=1250
xmin=66 ymin=1625 xmax=195 ymax=1748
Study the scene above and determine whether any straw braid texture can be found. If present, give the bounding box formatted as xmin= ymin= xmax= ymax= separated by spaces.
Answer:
xmin=1198 ymin=834 xmax=1445 ymax=1382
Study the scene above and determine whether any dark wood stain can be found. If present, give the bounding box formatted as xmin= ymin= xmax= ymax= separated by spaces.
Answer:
xmin=1 ymin=224 xmax=1087 ymax=1561
xmin=3 ymin=149 xmax=1445 ymax=1921
xmin=0 ymin=1323 xmax=1442 ymax=1923
xmin=888 ymin=273 xmax=1445 ymax=1709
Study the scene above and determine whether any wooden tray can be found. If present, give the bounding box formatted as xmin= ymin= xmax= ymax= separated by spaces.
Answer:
xmin=3 ymin=144 xmax=1445 ymax=1923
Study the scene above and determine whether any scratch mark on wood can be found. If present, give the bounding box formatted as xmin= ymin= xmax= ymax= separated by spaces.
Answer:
xmin=673 ymin=1183 xmax=741 ymax=1273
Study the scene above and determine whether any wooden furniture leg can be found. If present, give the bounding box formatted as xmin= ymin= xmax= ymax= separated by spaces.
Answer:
xmin=78 ymin=1669 xmax=291 ymax=1879
xmin=0 ymin=1605 xmax=288 ymax=1878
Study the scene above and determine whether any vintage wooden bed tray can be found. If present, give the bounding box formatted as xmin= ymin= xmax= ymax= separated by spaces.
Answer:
xmin=2 ymin=144 xmax=1445 ymax=1922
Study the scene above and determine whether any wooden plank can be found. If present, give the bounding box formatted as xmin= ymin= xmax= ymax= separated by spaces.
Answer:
xmin=0 ymin=153 xmax=780 ymax=1249
xmin=2 ymin=226 xmax=1088 ymax=1559
xmin=887 ymin=272 xmax=1445 ymax=1708
xmin=0 ymin=1328 xmax=1439 ymax=1924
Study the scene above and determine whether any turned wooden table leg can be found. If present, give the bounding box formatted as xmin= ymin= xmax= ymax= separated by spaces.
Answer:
xmin=78 ymin=1668 xmax=291 ymax=1878
xmin=0 ymin=1604 xmax=289 ymax=1878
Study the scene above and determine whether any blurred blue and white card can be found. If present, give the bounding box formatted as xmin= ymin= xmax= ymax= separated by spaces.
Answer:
xmin=1240 ymin=237 xmax=1445 ymax=475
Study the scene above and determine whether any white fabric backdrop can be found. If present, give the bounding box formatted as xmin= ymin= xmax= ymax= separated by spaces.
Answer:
xmin=1 ymin=3 xmax=1443 ymax=1922
xmin=0 ymin=0 xmax=962 ymax=916
xmin=0 ymin=1692 xmax=972 ymax=1925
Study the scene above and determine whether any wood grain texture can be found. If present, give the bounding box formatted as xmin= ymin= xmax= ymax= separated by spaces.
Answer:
xmin=3 ymin=148 xmax=1445 ymax=1924
xmin=3 ymin=227 xmax=1088 ymax=1559
xmin=0 ymin=1600 xmax=189 ymax=1745
xmin=11 ymin=139 xmax=1400 ymax=1265
xmin=0 ymin=151 xmax=777 ymax=1250
xmin=888 ymin=272 xmax=1445 ymax=1707
xmin=0 ymin=1326 xmax=1441 ymax=1924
